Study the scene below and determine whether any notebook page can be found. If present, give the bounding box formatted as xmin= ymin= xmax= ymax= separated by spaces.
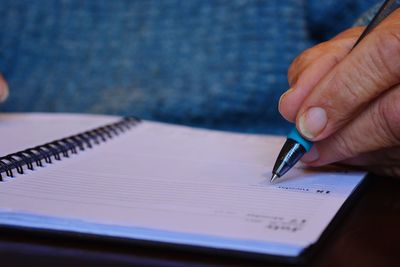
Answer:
xmin=0 ymin=114 xmax=365 ymax=257
xmin=0 ymin=113 xmax=118 ymax=155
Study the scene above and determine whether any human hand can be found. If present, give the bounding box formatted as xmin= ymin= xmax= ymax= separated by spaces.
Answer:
xmin=279 ymin=10 xmax=400 ymax=177
xmin=0 ymin=75 xmax=8 ymax=103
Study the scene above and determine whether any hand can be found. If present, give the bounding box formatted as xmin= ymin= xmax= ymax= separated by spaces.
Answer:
xmin=0 ymin=74 xmax=8 ymax=103
xmin=279 ymin=10 xmax=400 ymax=177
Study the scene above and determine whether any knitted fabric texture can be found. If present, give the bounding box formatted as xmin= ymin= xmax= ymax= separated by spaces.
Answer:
xmin=0 ymin=0 xmax=376 ymax=134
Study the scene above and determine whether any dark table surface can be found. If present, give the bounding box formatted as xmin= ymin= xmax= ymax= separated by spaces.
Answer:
xmin=1 ymin=174 xmax=400 ymax=267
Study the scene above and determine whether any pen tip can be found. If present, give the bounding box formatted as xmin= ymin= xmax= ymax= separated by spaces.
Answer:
xmin=270 ymin=173 xmax=279 ymax=183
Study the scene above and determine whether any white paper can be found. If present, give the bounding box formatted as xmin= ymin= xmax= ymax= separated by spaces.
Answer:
xmin=0 ymin=113 xmax=365 ymax=257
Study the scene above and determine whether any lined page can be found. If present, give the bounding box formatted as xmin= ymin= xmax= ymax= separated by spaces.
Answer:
xmin=0 ymin=113 xmax=365 ymax=257
xmin=0 ymin=113 xmax=118 ymax=155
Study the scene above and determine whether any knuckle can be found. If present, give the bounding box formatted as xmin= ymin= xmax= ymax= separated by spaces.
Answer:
xmin=376 ymin=90 xmax=400 ymax=144
xmin=288 ymin=50 xmax=311 ymax=82
xmin=373 ymin=27 xmax=400 ymax=82
xmin=325 ymin=49 xmax=344 ymax=67
xmin=378 ymin=26 xmax=400 ymax=54
xmin=291 ymin=49 xmax=309 ymax=68
xmin=289 ymin=45 xmax=322 ymax=73
xmin=288 ymin=42 xmax=339 ymax=85
xmin=331 ymin=133 xmax=358 ymax=160
xmin=328 ymin=69 xmax=361 ymax=112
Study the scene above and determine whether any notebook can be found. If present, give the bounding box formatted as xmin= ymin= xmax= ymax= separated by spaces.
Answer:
xmin=0 ymin=113 xmax=366 ymax=260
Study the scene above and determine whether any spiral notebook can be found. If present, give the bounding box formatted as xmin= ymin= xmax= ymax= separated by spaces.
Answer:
xmin=0 ymin=113 xmax=366 ymax=260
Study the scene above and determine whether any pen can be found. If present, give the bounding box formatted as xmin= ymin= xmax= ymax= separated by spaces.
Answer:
xmin=271 ymin=0 xmax=400 ymax=183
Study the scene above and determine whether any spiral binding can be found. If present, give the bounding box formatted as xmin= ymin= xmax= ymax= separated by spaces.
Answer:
xmin=0 ymin=116 xmax=140 ymax=181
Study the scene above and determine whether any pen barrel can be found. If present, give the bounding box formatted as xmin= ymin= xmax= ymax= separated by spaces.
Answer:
xmin=353 ymin=0 xmax=400 ymax=48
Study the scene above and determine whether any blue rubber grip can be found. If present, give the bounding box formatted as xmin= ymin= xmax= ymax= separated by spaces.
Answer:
xmin=287 ymin=127 xmax=313 ymax=152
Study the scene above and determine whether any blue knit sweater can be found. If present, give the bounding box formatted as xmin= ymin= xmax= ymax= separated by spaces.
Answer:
xmin=0 ymin=0 xmax=376 ymax=134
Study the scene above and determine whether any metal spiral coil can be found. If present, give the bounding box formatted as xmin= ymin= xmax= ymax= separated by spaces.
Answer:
xmin=0 ymin=116 xmax=139 ymax=181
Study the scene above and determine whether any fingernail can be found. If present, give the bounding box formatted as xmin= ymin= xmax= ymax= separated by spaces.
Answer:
xmin=0 ymin=83 xmax=9 ymax=102
xmin=301 ymin=146 xmax=319 ymax=163
xmin=298 ymin=107 xmax=327 ymax=139
xmin=278 ymin=87 xmax=294 ymax=111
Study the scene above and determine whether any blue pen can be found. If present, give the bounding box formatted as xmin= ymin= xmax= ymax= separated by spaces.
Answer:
xmin=271 ymin=0 xmax=400 ymax=182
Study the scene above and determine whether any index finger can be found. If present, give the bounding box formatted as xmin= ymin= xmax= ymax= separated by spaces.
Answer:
xmin=280 ymin=27 xmax=363 ymax=122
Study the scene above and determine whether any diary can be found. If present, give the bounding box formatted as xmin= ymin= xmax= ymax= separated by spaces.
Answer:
xmin=0 ymin=113 xmax=366 ymax=260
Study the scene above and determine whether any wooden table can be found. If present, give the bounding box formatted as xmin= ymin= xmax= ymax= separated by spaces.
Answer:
xmin=1 ymin=175 xmax=399 ymax=267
